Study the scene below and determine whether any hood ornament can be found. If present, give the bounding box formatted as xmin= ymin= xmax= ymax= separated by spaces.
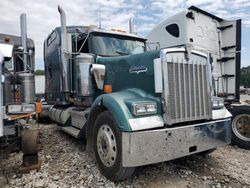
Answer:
xmin=129 ymin=66 xmax=148 ymax=74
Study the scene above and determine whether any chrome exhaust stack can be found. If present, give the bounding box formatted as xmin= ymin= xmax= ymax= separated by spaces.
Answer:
xmin=129 ymin=17 xmax=134 ymax=34
xmin=20 ymin=14 xmax=28 ymax=71
xmin=58 ymin=5 xmax=70 ymax=92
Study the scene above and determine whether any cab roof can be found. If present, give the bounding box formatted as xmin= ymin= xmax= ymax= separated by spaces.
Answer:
xmin=53 ymin=25 xmax=146 ymax=41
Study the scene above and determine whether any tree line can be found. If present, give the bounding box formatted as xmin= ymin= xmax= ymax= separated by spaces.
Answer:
xmin=241 ymin=66 xmax=250 ymax=88
xmin=35 ymin=69 xmax=45 ymax=75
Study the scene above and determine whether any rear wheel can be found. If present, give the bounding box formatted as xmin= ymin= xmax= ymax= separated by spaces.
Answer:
xmin=230 ymin=106 xmax=250 ymax=149
xmin=93 ymin=111 xmax=135 ymax=181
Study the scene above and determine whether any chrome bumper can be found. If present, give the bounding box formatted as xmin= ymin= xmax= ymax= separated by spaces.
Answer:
xmin=122 ymin=118 xmax=231 ymax=167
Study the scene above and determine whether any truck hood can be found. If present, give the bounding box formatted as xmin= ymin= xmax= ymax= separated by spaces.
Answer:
xmin=96 ymin=50 xmax=160 ymax=97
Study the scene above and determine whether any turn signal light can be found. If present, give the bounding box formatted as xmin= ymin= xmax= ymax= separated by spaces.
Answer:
xmin=36 ymin=101 xmax=42 ymax=113
xmin=104 ymin=85 xmax=112 ymax=93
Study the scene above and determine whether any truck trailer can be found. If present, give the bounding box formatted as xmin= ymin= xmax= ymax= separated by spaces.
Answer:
xmin=0 ymin=14 xmax=40 ymax=171
xmin=44 ymin=6 xmax=232 ymax=181
xmin=147 ymin=6 xmax=250 ymax=149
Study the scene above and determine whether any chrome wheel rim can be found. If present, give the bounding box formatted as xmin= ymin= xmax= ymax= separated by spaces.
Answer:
xmin=232 ymin=114 xmax=250 ymax=141
xmin=97 ymin=124 xmax=117 ymax=167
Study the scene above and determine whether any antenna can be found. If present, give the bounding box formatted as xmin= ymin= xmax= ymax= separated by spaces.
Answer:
xmin=98 ymin=0 xmax=110 ymax=29
xmin=98 ymin=6 xmax=101 ymax=29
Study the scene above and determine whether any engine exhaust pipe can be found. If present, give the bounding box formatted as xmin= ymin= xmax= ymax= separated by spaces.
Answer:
xmin=58 ymin=5 xmax=70 ymax=92
xmin=129 ymin=17 xmax=134 ymax=34
xmin=20 ymin=14 xmax=28 ymax=71
xmin=0 ymin=53 xmax=3 ymax=137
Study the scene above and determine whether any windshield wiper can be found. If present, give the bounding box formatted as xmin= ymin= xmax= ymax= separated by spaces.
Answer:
xmin=113 ymin=50 xmax=129 ymax=55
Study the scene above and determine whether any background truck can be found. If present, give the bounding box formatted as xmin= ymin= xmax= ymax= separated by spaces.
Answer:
xmin=0 ymin=14 xmax=40 ymax=171
xmin=147 ymin=6 xmax=250 ymax=149
xmin=44 ymin=6 xmax=231 ymax=181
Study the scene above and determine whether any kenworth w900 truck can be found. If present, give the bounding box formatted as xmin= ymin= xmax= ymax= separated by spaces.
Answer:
xmin=147 ymin=6 xmax=250 ymax=149
xmin=44 ymin=6 xmax=231 ymax=180
xmin=0 ymin=14 xmax=40 ymax=171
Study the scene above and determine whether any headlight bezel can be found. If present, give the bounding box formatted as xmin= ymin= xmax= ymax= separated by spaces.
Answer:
xmin=212 ymin=97 xmax=224 ymax=109
xmin=7 ymin=103 xmax=36 ymax=114
xmin=131 ymin=102 xmax=157 ymax=116
xmin=22 ymin=104 xmax=36 ymax=113
xmin=7 ymin=105 xmax=22 ymax=114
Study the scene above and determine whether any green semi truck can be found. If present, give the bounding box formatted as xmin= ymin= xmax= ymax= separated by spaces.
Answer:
xmin=44 ymin=6 xmax=232 ymax=181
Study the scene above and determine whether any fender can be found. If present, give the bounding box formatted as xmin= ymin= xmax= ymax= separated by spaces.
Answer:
xmin=85 ymin=88 xmax=162 ymax=151
xmin=89 ymin=88 xmax=161 ymax=132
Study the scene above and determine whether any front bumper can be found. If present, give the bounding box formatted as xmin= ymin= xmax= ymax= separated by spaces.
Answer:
xmin=122 ymin=118 xmax=231 ymax=167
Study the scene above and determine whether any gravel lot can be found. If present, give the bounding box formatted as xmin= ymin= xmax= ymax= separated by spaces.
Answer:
xmin=1 ymin=95 xmax=250 ymax=188
xmin=1 ymin=123 xmax=249 ymax=188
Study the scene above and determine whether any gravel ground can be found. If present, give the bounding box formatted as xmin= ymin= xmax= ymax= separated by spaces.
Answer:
xmin=1 ymin=95 xmax=250 ymax=188
xmin=1 ymin=122 xmax=250 ymax=188
xmin=241 ymin=94 xmax=250 ymax=104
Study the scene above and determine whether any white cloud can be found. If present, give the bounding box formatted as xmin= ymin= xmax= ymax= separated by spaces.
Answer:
xmin=241 ymin=59 xmax=250 ymax=67
xmin=0 ymin=0 xmax=249 ymax=69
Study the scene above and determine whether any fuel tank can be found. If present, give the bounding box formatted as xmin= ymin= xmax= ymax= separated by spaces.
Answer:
xmin=17 ymin=73 xmax=35 ymax=103
xmin=75 ymin=53 xmax=95 ymax=97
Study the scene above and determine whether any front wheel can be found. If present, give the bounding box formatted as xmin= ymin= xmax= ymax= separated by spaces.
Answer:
xmin=93 ymin=111 xmax=135 ymax=181
xmin=230 ymin=106 xmax=250 ymax=149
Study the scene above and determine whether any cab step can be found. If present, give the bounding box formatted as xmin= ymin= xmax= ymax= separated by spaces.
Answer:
xmin=61 ymin=126 xmax=81 ymax=138
xmin=70 ymin=108 xmax=90 ymax=129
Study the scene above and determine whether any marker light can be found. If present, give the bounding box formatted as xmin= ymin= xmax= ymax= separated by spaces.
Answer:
xmin=103 ymin=85 xmax=112 ymax=93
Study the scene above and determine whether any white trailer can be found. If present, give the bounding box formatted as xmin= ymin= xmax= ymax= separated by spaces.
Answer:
xmin=35 ymin=75 xmax=45 ymax=96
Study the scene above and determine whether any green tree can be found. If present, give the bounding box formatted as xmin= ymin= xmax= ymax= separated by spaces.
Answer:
xmin=240 ymin=66 xmax=250 ymax=88
xmin=35 ymin=69 xmax=45 ymax=75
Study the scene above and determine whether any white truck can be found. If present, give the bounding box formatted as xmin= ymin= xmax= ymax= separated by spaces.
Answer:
xmin=0 ymin=14 xmax=41 ymax=171
xmin=147 ymin=6 xmax=250 ymax=149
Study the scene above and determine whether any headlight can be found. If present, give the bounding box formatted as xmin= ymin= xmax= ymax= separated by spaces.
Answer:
xmin=132 ymin=102 xmax=157 ymax=116
xmin=212 ymin=97 xmax=224 ymax=109
xmin=7 ymin=103 xmax=35 ymax=114
xmin=8 ymin=105 xmax=22 ymax=113
xmin=22 ymin=104 xmax=35 ymax=112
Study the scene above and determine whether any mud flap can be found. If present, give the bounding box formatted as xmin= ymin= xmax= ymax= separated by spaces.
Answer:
xmin=20 ymin=129 xmax=42 ymax=172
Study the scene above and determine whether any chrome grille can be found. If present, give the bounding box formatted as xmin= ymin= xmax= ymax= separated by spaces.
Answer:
xmin=165 ymin=58 xmax=211 ymax=124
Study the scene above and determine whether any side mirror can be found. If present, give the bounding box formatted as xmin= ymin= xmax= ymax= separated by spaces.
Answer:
xmin=17 ymin=46 xmax=24 ymax=52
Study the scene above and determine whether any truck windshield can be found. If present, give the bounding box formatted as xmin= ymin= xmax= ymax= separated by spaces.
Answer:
xmin=91 ymin=33 xmax=145 ymax=57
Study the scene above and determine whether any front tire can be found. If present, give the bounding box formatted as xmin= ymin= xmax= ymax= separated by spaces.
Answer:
xmin=93 ymin=111 xmax=135 ymax=181
xmin=230 ymin=106 xmax=250 ymax=149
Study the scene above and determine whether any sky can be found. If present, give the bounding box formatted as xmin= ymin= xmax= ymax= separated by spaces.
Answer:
xmin=0 ymin=0 xmax=249 ymax=69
